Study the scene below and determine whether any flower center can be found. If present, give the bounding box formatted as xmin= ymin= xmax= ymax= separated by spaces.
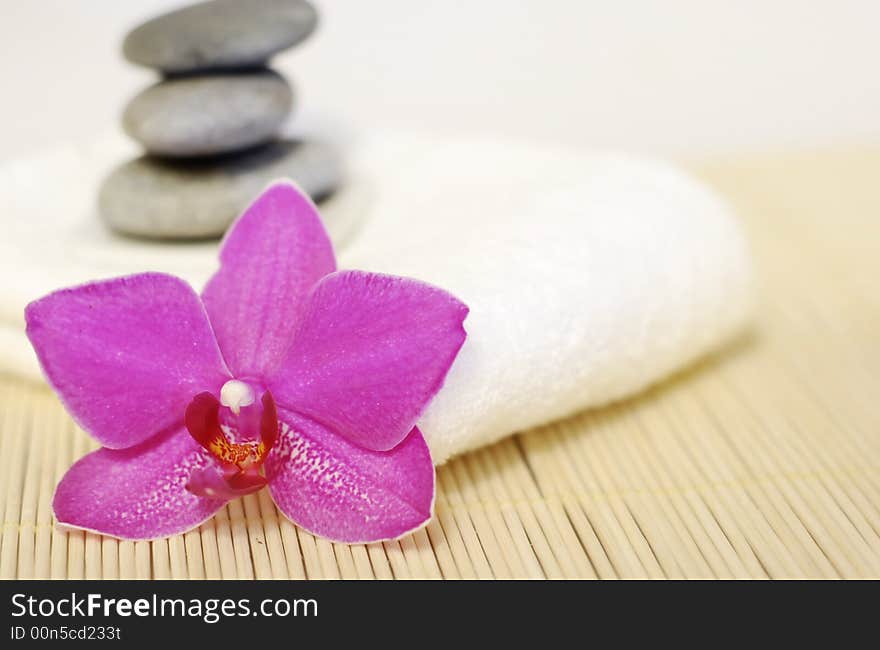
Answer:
xmin=183 ymin=382 xmax=279 ymax=498
xmin=219 ymin=379 xmax=254 ymax=415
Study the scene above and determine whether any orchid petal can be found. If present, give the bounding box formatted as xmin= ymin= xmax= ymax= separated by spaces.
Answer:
xmin=266 ymin=410 xmax=434 ymax=543
xmin=26 ymin=273 xmax=230 ymax=449
xmin=53 ymin=429 xmax=227 ymax=540
xmin=269 ymin=271 xmax=468 ymax=451
xmin=202 ymin=181 xmax=336 ymax=379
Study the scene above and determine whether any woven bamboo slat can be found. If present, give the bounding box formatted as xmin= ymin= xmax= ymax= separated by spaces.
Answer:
xmin=1 ymin=148 xmax=878 ymax=579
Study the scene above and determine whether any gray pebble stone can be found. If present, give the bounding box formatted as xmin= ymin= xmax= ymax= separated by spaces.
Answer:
xmin=98 ymin=140 xmax=342 ymax=239
xmin=123 ymin=0 xmax=318 ymax=73
xmin=123 ymin=70 xmax=293 ymax=157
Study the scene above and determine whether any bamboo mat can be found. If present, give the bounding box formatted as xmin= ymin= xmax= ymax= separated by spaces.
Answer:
xmin=2 ymin=147 xmax=879 ymax=580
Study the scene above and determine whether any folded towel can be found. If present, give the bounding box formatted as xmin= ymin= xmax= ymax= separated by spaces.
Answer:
xmin=0 ymin=130 xmax=752 ymax=463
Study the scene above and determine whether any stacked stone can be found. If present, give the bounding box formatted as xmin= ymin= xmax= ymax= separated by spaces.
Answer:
xmin=99 ymin=0 xmax=341 ymax=239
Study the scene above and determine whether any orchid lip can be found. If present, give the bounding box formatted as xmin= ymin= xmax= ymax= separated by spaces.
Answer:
xmin=183 ymin=386 xmax=279 ymax=498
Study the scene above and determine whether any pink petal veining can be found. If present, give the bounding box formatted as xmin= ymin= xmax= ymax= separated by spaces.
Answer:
xmin=25 ymin=273 xmax=231 ymax=449
xmin=53 ymin=428 xmax=227 ymax=540
xmin=202 ymin=181 xmax=336 ymax=379
xmin=266 ymin=409 xmax=435 ymax=543
xmin=269 ymin=270 xmax=468 ymax=451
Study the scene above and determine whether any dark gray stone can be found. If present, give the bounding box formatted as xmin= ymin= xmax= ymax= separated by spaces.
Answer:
xmin=98 ymin=140 xmax=342 ymax=239
xmin=123 ymin=0 xmax=318 ymax=73
xmin=123 ymin=70 xmax=293 ymax=157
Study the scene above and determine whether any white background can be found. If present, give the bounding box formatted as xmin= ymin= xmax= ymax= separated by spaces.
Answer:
xmin=1 ymin=0 xmax=878 ymax=161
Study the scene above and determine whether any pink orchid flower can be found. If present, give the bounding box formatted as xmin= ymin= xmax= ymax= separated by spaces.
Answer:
xmin=25 ymin=182 xmax=468 ymax=543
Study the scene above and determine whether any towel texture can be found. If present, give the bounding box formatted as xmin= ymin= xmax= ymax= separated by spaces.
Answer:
xmin=0 ymin=130 xmax=752 ymax=462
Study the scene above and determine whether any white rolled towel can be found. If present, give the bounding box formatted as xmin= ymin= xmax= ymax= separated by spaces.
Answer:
xmin=0 ymin=130 xmax=752 ymax=463
xmin=345 ymin=132 xmax=753 ymax=462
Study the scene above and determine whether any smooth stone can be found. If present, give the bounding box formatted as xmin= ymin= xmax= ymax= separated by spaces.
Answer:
xmin=123 ymin=0 xmax=317 ymax=73
xmin=98 ymin=140 xmax=342 ymax=239
xmin=123 ymin=70 xmax=293 ymax=157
